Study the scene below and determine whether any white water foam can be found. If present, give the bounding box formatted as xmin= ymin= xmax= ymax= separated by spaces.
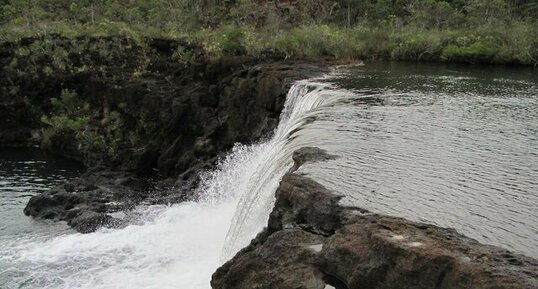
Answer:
xmin=1 ymin=80 xmax=334 ymax=289
xmin=11 ymin=202 xmax=234 ymax=289
xmin=1 ymin=143 xmax=263 ymax=289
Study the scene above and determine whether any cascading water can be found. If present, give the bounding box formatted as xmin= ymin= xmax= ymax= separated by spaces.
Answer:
xmin=220 ymin=80 xmax=353 ymax=259
xmin=0 ymin=79 xmax=336 ymax=289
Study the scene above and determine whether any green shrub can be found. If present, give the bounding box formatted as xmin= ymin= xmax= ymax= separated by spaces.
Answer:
xmin=41 ymin=89 xmax=89 ymax=134
xmin=271 ymin=25 xmax=357 ymax=59
xmin=441 ymin=36 xmax=498 ymax=63
xmin=492 ymin=22 xmax=538 ymax=65
xmin=216 ymin=24 xmax=247 ymax=55
xmin=172 ymin=46 xmax=198 ymax=66
xmin=40 ymin=89 xmax=139 ymax=159
xmin=41 ymin=115 xmax=89 ymax=134
xmin=391 ymin=31 xmax=444 ymax=61
xmin=349 ymin=26 xmax=393 ymax=60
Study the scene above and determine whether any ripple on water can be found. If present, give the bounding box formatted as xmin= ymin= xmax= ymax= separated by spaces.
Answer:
xmin=294 ymin=63 xmax=538 ymax=258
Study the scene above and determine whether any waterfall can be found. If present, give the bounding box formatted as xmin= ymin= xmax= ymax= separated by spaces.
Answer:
xmin=1 ymin=78 xmax=342 ymax=289
xmin=219 ymin=80 xmax=344 ymax=259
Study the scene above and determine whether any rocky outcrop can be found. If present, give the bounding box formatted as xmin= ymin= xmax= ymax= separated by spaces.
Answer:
xmin=1 ymin=36 xmax=329 ymax=231
xmin=211 ymin=148 xmax=538 ymax=289
xmin=23 ymin=169 xmax=144 ymax=232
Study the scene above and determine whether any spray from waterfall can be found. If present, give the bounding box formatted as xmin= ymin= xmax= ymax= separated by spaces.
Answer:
xmin=0 ymin=77 xmax=343 ymax=289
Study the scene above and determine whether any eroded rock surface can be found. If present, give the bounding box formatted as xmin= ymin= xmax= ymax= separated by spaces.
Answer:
xmin=212 ymin=148 xmax=538 ymax=289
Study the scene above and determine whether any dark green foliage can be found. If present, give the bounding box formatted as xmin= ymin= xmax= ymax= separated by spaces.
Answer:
xmin=40 ymin=89 xmax=95 ymax=153
xmin=0 ymin=0 xmax=536 ymax=65
xmin=216 ymin=24 xmax=248 ymax=55
xmin=40 ymin=88 xmax=153 ymax=164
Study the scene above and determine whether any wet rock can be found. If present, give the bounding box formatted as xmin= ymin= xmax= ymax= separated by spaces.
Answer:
xmin=268 ymin=173 xmax=344 ymax=236
xmin=68 ymin=211 xmax=124 ymax=233
xmin=212 ymin=229 xmax=326 ymax=289
xmin=23 ymin=170 xmax=148 ymax=233
xmin=212 ymin=148 xmax=538 ymax=289
xmin=290 ymin=146 xmax=338 ymax=172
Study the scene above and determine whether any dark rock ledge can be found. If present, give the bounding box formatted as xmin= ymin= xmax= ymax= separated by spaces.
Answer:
xmin=18 ymin=57 xmax=328 ymax=233
xmin=211 ymin=147 xmax=538 ymax=289
xmin=0 ymin=36 xmax=333 ymax=232
xmin=23 ymin=169 xmax=146 ymax=233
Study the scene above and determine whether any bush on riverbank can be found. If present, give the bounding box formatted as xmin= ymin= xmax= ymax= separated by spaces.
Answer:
xmin=189 ymin=22 xmax=537 ymax=65
xmin=1 ymin=0 xmax=536 ymax=65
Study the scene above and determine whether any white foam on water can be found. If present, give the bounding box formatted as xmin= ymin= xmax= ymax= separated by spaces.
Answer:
xmin=0 ymin=141 xmax=269 ymax=288
xmin=1 ymin=80 xmax=334 ymax=289
xmin=14 ymin=202 xmax=234 ymax=289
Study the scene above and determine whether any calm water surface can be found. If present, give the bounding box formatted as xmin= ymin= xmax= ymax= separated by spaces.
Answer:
xmin=0 ymin=148 xmax=83 ymax=236
xmin=295 ymin=62 xmax=538 ymax=257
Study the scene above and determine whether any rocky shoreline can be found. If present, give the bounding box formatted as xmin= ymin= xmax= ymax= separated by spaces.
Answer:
xmin=0 ymin=35 xmax=329 ymax=232
xmin=212 ymin=147 xmax=538 ymax=289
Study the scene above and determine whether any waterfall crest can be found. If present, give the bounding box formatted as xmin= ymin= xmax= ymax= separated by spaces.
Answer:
xmin=219 ymin=80 xmax=345 ymax=259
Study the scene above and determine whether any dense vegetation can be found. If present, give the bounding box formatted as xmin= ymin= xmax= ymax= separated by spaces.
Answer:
xmin=1 ymin=0 xmax=537 ymax=64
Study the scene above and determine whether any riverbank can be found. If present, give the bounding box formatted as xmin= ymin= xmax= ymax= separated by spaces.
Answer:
xmin=2 ymin=24 xmax=537 ymax=67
